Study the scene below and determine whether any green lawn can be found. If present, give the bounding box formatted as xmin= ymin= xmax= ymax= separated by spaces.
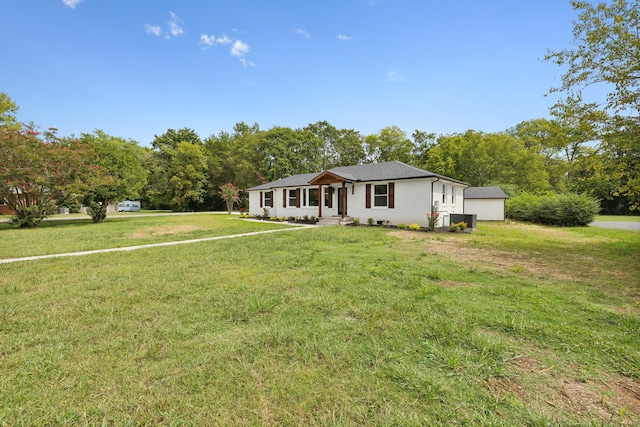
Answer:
xmin=0 ymin=214 xmax=293 ymax=260
xmin=0 ymin=218 xmax=638 ymax=425
xmin=595 ymin=215 xmax=640 ymax=222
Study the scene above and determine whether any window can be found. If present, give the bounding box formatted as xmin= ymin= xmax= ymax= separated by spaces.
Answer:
xmin=308 ymin=188 xmax=319 ymax=206
xmin=324 ymin=187 xmax=333 ymax=208
xmin=288 ymin=189 xmax=297 ymax=207
xmin=264 ymin=191 xmax=272 ymax=207
xmin=442 ymin=184 xmax=446 ymax=204
xmin=366 ymin=183 xmax=394 ymax=209
xmin=374 ymin=184 xmax=388 ymax=207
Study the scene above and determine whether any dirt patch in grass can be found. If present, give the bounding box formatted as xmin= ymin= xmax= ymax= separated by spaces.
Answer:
xmin=540 ymin=375 xmax=640 ymax=424
xmin=485 ymin=355 xmax=640 ymax=424
xmin=387 ymin=230 xmax=623 ymax=284
xmin=132 ymin=225 xmax=200 ymax=238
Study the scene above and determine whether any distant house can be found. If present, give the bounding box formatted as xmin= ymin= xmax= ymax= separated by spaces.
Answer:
xmin=0 ymin=201 xmax=13 ymax=215
xmin=463 ymin=186 xmax=508 ymax=221
xmin=247 ymin=161 xmax=469 ymax=227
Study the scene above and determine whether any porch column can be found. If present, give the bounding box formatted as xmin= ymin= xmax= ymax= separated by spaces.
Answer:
xmin=318 ymin=184 xmax=322 ymax=219
xmin=341 ymin=181 xmax=346 ymax=219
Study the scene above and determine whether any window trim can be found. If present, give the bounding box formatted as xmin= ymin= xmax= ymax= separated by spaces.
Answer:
xmin=366 ymin=182 xmax=395 ymax=209
xmin=288 ymin=189 xmax=297 ymax=207
xmin=373 ymin=184 xmax=388 ymax=207
xmin=263 ymin=191 xmax=273 ymax=208
xmin=308 ymin=188 xmax=319 ymax=207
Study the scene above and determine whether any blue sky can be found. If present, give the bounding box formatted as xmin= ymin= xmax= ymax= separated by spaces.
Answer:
xmin=2 ymin=0 xmax=577 ymax=145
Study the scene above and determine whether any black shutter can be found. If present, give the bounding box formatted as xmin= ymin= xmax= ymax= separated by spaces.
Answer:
xmin=365 ymin=184 xmax=371 ymax=209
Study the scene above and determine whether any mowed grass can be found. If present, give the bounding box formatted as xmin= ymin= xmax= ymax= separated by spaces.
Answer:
xmin=0 ymin=218 xmax=638 ymax=425
xmin=595 ymin=215 xmax=640 ymax=222
xmin=0 ymin=214 xmax=294 ymax=260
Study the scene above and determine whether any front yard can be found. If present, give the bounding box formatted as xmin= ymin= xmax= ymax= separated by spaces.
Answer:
xmin=0 ymin=216 xmax=638 ymax=425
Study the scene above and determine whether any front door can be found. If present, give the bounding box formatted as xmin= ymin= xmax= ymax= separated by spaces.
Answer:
xmin=338 ymin=187 xmax=347 ymax=216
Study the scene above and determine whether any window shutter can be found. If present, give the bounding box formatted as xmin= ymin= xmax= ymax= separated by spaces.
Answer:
xmin=388 ymin=182 xmax=395 ymax=208
xmin=283 ymin=189 xmax=287 ymax=208
xmin=260 ymin=192 xmax=263 ymax=208
xmin=365 ymin=184 xmax=371 ymax=209
xmin=296 ymin=188 xmax=301 ymax=208
xmin=269 ymin=191 xmax=274 ymax=207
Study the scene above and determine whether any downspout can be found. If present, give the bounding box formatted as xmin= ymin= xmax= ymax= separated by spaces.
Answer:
xmin=318 ymin=184 xmax=322 ymax=219
xmin=341 ymin=181 xmax=346 ymax=219
xmin=431 ymin=178 xmax=440 ymax=213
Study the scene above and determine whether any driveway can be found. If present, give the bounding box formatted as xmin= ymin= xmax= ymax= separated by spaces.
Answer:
xmin=589 ymin=221 xmax=640 ymax=231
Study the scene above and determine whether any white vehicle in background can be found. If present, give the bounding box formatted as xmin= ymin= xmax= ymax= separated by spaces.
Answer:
xmin=117 ymin=201 xmax=141 ymax=212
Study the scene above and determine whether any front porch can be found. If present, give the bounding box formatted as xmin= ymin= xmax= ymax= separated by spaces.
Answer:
xmin=308 ymin=170 xmax=353 ymax=221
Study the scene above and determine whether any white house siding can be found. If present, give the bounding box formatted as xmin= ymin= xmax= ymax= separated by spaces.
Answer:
xmin=464 ymin=199 xmax=505 ymax=221
xmin=250 ymin=187 xmax=321 ymax=218
xmin=250 ymin=178 xmax=467 ymax=227
xmin=347 ymin=179 xmax=427 ymax=226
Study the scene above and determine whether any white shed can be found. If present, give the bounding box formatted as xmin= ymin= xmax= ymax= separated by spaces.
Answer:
xmin=463 ymin=186 xmax=508 ymax=221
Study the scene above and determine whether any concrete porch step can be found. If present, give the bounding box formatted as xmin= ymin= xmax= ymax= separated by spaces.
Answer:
xmin=317 ymin=216 xmax=354 ymax=226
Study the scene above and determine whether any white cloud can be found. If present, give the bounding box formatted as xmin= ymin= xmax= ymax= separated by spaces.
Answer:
xmin=231 ymin=40 xmax=255 ymax=67
xmin=168 ymin=12 xmax=184 ymax=37
xmin=295 ymin=29 xmax=310 ymax=38
xmin=200 ymin=34 xmax=254 ymax=66
xmin=384 ymin=70 xmax=403 ymax=82
xmin=337 ymin=34 xmax=352 ymax=41
xmin=145 ymin=25 xmax=162 ymax=37
xmin=62 ymin=0 xmax=83 ymax=8
xmin=146 ymin=12 xmax=185 ymax=39
xmin=199 ymin=34 xmax=232 ymax=48
xmin=231 ymin=40 xmax=249 ymax=57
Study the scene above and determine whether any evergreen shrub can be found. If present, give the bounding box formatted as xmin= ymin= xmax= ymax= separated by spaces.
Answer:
xmin=507 ymin=192 xmax=600 ymax=226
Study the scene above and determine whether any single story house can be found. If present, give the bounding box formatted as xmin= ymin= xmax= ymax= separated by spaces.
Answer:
xmin=463 ymin=186 xmax=508 ymax=221
xmin=247 ymin=161 xmax=469 ymax=227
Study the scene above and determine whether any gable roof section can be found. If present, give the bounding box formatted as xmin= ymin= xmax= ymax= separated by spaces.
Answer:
xmin=464 ymin=186 xmax=508 ymax=199
xmin=247 ymin=161 xmax=469 ymax=191
xmin=308 ymin=170 xmax=356 ymax=185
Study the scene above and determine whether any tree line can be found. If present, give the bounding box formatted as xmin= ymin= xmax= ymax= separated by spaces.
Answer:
xmin=1 ymin=0 xmax=638 ymax=227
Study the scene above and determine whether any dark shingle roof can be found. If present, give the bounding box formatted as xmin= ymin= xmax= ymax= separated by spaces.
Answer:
xmin=247 ymin=161 xmax=469 ymax=190
xmin=331 ymin=161 xmax=435 ymax=181
xmin=464 ymin=186 xmax=508 ymax=199
xmin=247 ymin=173 xmax=319 ymax=191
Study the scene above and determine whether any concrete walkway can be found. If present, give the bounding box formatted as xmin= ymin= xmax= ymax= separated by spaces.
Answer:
xmin=0 ymin=225 xmax=308 ymax=265
xmin=589 ymin=221 xmax=640 ymax=231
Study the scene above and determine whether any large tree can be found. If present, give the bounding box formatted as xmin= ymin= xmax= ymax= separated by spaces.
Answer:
xmin=304 ymin=121 xmax=367 ymax=168
xmin=0 ymin=126 xmax=102 ymax=227
xmin=545 ymin=0 xmax=639 ymax=210
xmin=364 ymin=126 xmax=414 ymax=163
xmin=258 ymin=126 xmax=323 ymax=181
xmin=425 ymin=130 xmax=550 ymax=192
xmin=168 ymin=141 xmax=208 ymax=211
xmin=204 ymin=122 xmax=264 ymax=210
xmin=79 ymin=130 xmax=149 ymax=222
xmin=0 ymin=92 xmax=20 ymax=130
xmin=146 ymin=128 xmax=207 ymax=210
